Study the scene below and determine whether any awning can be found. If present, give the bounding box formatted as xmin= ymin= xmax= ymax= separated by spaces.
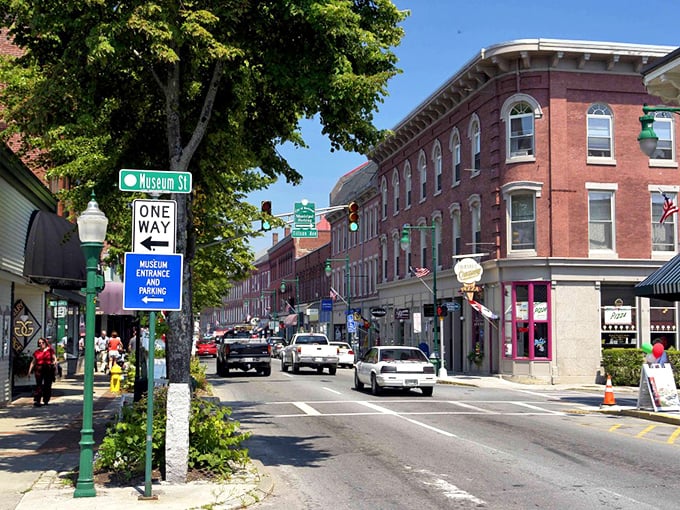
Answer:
xmin=634 ymin=254 xmax=680 ymax=302
xmin=283 ymin=313 xmax=297 ymax=327
xmin=97 ymin=281 xmax=135 ymax=316
xmin=23 ymin=211 xmax=86 ymax=290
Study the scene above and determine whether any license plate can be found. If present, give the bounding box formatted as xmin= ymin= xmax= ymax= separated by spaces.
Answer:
xmin=240 ymin=357 xmax=256 ymax=362
xmin=314 ymin=357 xmax=323 ymax=362
xmin=405 ymin=379 xmax=418 ymax=386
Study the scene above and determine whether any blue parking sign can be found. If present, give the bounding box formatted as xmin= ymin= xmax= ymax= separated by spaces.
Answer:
xmin=123 ymin=252 xmax=183 ymax=311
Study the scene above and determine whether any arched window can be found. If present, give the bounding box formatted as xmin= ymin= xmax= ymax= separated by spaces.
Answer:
xmin=468 ymin=194 xmax=481 ymax=253
xmin=404 ymin=161 xmax=412 ymax=208
xmin=650 ymin=111 xmax=676 ymax=162
xmin=381 ymin=178 xmax=387 ymax=219
xmin=587 ymin=103 xmax=614 ymax=160
xmin=501 ymin=94 xmax=541 ymax=162
xmin=501 ymin=181 xmax=543 ymax=256
xmin=449 ymin=128 xmax=461 ymax=185
xmin=419 ymin=150 xmax=427 ymax=201
xmin=432 ymin=141 xmax=442 ymax=193
xmin=468 ymin=115 xmax=481 ymax=176
xmin=392 ymin=169 xmax=400 ymax=214
xmin=450 ymin=204 xmax=461 ymax=256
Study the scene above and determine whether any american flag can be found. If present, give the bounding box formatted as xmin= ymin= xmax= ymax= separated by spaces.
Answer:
xmin=330 ymin=287 xmax=338 ymax=301
xmin=660 ymin=193 xmax=679 ymax=224
xmin=410 ymin=266 xmax=431 ymax=278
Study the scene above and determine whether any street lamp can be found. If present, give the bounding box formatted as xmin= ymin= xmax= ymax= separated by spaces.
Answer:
xmin=280 ymin=278 xmax=300 ymax=333
xmin=400 ymin=223 xmax=444 ymax=377
xmin=260 ymin=289 xmax=278 ymax=333
xmin=324 ymin=256 xmax=351 ymax=315
xmin=74 ymin=193 xmax=108 ymax=498
xmin=638 ymin=104 xmax=680 ymax=156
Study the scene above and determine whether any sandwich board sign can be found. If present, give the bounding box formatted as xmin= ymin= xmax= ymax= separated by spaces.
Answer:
xmin=637 ymin=364 xmax=680 ymax=412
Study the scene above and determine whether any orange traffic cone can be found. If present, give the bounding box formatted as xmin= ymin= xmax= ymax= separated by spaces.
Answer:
xmin=601 ymin=374 xmax=616 ymax=407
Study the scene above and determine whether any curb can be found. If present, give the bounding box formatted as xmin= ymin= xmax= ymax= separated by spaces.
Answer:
xmin=230 ymin=459 xmax=274 ymax=509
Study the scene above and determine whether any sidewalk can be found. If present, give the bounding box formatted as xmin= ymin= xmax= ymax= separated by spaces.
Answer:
xmin=0 ymin=373 xmax=272 ymax=510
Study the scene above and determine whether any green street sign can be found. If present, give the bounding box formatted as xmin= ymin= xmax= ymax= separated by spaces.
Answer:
xmin=292 ymin=229 xmax=318 ymax=238
xmin=294 ymin=201 xmax=316 ymax=228
xmin=119 ymin=169 xmax=193 ymax=194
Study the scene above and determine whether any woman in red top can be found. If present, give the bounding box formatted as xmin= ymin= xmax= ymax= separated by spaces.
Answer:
xmin=28 ymin=337 xmax=56 ymax=407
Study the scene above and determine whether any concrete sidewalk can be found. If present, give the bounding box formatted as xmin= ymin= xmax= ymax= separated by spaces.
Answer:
xmin=0 ymin=374 xmax=272 ymax=510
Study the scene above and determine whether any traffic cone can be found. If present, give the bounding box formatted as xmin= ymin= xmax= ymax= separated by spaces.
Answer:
xmin=601 ymin=374 xmax=616 ymax=407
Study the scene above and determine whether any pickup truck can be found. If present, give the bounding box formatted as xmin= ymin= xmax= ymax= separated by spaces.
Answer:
xmin=281 ymin=333 xmax=339 ymax=375
xmin=216 ymin=332 xmax=272 ymax=377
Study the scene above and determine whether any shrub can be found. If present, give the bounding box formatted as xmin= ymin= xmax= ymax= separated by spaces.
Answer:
xmin=601 ymin=348 xmax=679 ymax=387
xmin=95 ymin=388 xmax=250 ymax=480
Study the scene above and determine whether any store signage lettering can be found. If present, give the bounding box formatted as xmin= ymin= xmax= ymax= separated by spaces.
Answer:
xmin=604 ymin=306 xmax=632 ymax=325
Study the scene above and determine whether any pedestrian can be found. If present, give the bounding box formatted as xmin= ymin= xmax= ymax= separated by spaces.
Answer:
xmin=107 ymin=331 xmax=123 ymax=372
xmin=27 ymin=337 xmax=56 ymax=407
xmin=78 ymin=334 xmax=85 ymax=356
xmin=128 ymin=327 xmax=138 ymax=354
xmin=95 ymin=330 xmax=109 ymax=372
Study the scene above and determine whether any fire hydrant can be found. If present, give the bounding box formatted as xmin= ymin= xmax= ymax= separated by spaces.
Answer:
xmin=109 ymin=363 xmax=123 ymax=393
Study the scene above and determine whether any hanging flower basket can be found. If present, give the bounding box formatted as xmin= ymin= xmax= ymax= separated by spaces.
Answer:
xmin=467 ymin=343 xmax=484 ymax=368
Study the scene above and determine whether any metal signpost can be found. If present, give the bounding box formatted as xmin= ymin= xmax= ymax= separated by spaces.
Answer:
xmin=119 ymin=169 xmax=191 ymax=499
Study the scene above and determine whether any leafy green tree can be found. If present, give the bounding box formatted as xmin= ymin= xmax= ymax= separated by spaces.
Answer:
xmin=1 ymin=0 xmax=405 ymax=478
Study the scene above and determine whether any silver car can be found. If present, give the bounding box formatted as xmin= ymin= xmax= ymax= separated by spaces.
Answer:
xmin=354 ymin=346 xmax=436 ymax=396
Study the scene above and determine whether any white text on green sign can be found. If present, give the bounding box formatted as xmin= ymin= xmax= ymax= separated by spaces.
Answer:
xmin=292 ymin=229 xmax=318 ymax=238
xmin=294 ymin=201 xmax=316 ymax=228
xmin=119 ymin=169 xmax=192 ymax=193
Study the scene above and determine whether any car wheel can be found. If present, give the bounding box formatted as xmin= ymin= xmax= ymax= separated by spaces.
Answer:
xmin=371 ymin=374 xmax=381 ymax=396
xmin=216 ymin=358 xmax=225 ymax=377
xmin=316 ymin=366 xmax=324 ymax=374
xmin=328 ymin=366 xmax=337 ymax=376
xmin=262 ymin=366 xmax=272 ymax=377
xmin=281 ymin=357 xmax=288 ymax=372
xmin=354 ymin=370 xmax=364 ymax=390
xmin=421 ymin=386 xmax=434 ymax=397
xmin=292 ymin=362 xmax=300 ymax=374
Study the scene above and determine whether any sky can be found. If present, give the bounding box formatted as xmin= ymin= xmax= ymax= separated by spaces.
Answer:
xmin=247 ymin=0 xmax=680 ymax=255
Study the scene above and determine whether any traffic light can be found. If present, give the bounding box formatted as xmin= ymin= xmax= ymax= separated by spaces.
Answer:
xmin=261 ymin=200 xmax=272 ymax=231
xmin=437 ymin=305 xmax=448 ymax=318
xmin=347 ymin=201 xmax=359 ymax=232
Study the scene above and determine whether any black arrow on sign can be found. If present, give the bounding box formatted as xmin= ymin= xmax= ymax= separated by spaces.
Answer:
xmin=140 ymin=236 xmax=170 ymax=251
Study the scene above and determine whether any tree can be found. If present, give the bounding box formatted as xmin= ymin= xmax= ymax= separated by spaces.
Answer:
xmin=0 ymin=0 xmax=406 ymax=480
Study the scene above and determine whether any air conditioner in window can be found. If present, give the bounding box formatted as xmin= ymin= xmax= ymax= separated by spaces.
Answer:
xmin=512 ymin=150 xmax=531 ymax=157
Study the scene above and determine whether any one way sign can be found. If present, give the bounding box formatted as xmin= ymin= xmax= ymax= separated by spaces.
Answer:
xmin=132 ymin=199 xmax=176 ymax=254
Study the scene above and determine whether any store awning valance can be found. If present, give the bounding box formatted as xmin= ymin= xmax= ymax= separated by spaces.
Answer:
xmin=634 ymin=254 xmax=680 ymax=302
xmin=97 ymin=281 xmax=135 ymax=316
xmin=283 ymin=313 xmax=298 ymax=326
xmin=23 ymin=211 xmax=86 ymax=290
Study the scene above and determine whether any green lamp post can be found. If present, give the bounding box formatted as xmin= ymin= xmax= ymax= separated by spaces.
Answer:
xmin=280 ymin=278 xmax=300 ymax=333
xmin=74 ymin=193 xmax=108 ymax=498
xmin=638 ymin=104 xmax=680 ymax=156
xmin=324 ymin=256 xmax=351 ymax=315
xmin=400 ymin=223 xmax=443 ymax=376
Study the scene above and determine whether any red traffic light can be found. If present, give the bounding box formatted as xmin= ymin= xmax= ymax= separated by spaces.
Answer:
xmin=436 ymin=306 xmax=448 ymax=318
xmin=261 ymin=201 xmax=272 ymax=215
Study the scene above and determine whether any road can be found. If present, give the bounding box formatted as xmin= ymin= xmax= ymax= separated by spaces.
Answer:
xmin=203 ymin=358 xmax=680 ymax=509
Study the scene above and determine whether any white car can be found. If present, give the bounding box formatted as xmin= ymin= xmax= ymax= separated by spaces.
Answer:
xmin=354 ymin=346 xmax=435 ymax=396
xmin=330 ymin=342 xmax=354 ymax=368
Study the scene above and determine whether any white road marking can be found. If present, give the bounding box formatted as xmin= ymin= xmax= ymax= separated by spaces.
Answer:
xmin=447 ymin=400 xmax=496 ymax=413
xmin=322 ymin=387 xmax=342 ymax=395
xmin=292 ymin=402 xmax=321 ymax=416
xmin=511 ymin=401 xmax=565 ymax=415
xmin=407 ymin=466 xmax=486 ymax=505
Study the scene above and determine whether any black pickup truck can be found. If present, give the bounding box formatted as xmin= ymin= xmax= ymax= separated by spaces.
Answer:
xmin=216 ymin=331 xmax=272 ymax=377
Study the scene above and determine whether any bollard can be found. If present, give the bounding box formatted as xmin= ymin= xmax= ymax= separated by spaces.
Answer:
xmin=109 ymin=363 xmax=123 ymax=393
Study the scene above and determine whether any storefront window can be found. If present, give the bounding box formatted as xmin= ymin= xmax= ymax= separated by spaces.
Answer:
xmin=503 ymin=282 xmax=551 ymax=360
xmin=600 ymin=287 xmax=638 ymax=348
xmin=649 ymin=298 xmax=676 ymax=350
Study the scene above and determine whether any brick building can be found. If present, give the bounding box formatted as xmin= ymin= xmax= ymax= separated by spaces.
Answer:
xmin=370 ymin=39 xmax=678 ymax=383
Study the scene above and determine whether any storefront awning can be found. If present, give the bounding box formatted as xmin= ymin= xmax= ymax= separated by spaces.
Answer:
xmin=97 ymin=281 xmax=135 ymax=316
xmin=23 ymin=211 xmax=86 ymax=290
xmin=283 ymin=313 xmax=297 ymax=326
xmin=634 ymin=254 xmax=680 ymax=302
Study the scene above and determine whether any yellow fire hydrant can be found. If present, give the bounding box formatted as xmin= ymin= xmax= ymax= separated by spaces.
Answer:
xmin=109 ymin=363 xmax=123 ymax=393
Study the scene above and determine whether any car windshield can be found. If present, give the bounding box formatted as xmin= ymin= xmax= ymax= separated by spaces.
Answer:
xmin=295 ymin=335 xmax=327 ymax=345
xmin=198 ymin=339 xmax=214 ymax=345
xmin=379 ymin=349 xmax=427 ymax=362
xmin=331 ymin=343 xmax=351 ymax=349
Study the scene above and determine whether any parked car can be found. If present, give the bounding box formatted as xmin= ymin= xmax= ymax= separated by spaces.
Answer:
xmin=330 ymin=342 xmax=354 ymax=368
xmin=196 ymin=337 xmax=217 ymax=357
xmin=354 ymin=346 xmax=435 ymax=396
xmin=268 ymin=336 xmax=287 ymax=358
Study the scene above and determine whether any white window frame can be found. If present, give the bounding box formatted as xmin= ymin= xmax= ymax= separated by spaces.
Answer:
xmin=432 ymin=141 xmax=442 ymax=194
xmin=392 ymin=169 xmax=400 ymax=215
xmin=404 ymin=161 xmax=412 ymax=209
xmin=587 ymin=103 xmax=616 ymax=165
xmin=381 ymin=177 xmax=387 ymax=220
xmin=649 ymin=111 xmax=678 ymax=168
xmin=450 ymin=128 xmax=461 ymax=186
xmin=450 ymin=204 xmax=462 ymax=257
xmin=650 ymin=186 xmax=679 ymax=258
xmin=419 ymin=150 xmax=427 ymax=202
xmin=501 ymin=181 xmax=542 ymax=257
xmin=468 ymin=114 xmax=481 ymax=177
xmin=586 ymin=182 xmax=617 ymax=257
xmin=468 ymin=194 xmax=481 ymax=253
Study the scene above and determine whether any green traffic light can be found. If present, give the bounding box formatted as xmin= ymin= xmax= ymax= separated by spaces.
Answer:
xmin=349 ymin=222 xmax=358 ymax=232
xmin=262 ymin=220 xmax=271 ymax=231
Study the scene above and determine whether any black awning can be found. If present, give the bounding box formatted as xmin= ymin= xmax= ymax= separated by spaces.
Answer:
xmin=23 ymin=211 xmax=87 ymax=290
xmin=634 ymin=254 xmax=680 ymax=302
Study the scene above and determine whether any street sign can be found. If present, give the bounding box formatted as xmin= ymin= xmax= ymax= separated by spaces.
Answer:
xmin=445 ymin=301 xmax=461 ymax=312
xmin=132 ymin=199 xmax=176 ymax=254
xmin=370 ymin=307 xmax=387 ymax=318
xmin=123 ymin=253 xmax=183 ymax=311
xmin=293 ymin=200 xmax=317 ymax=238
xmin=347 ymin=315 xmax=356 ymax=333
xmin=119 ymin=169 xmax=192 ymax=194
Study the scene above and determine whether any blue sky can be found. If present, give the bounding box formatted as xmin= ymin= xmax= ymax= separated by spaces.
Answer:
xmin=247 ymin=0 xmax=680 ymax=255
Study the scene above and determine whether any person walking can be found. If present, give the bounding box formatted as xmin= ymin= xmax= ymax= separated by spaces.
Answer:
xmin=107 ymin=331 xmax=123 ymax=372
xmin=27 ymin=337 xmax=57 ymax=407
xmin=95 ymin=330 xmax=109 ymax=372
